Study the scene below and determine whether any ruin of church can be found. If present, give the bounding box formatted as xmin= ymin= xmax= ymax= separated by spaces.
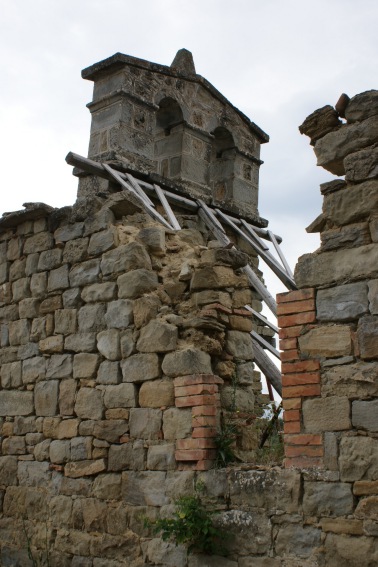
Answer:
xmin=0 ymin=49 xmax=377 ymax=566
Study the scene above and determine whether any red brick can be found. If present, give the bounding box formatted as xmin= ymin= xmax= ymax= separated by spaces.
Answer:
xmin=174 ymin=374 xmax=223 ymax=387
xmin=175 ymin=449 xmax=217 ymax=461
xmin=277 ymin=288 xmax=315 ymax=304
xmin=282 ymin=372 xmax=320 ymax=387
xmin=283 ymin=384 xmax=321 ymax=398
xmin=282 ymin=360 xmax=320 ymax=374
xmin=192 ymin=415 xmax=217 ymax=427
xmin=279 ymin=311 xmax=316 ymax=328
xmin=282 ymin=398 xmax=302 ymax=410
xmin=175 ymin=384 xmax=219 ymax=397
xmin=192 ymin=427 xmax=217 ymax=438
xmin=285 ymin=434 xmax=323 ymax=446
xmin=279 ymin=325 xmax=305 ymax=339
xmin=283 ymin=409 xmax=300 ymax=422
xmin=277 ymin=298 xmax=316 ymax=316
xmin=284 ymin=421 xmax=301 ymax=434
xmin=175 ymin=394 xmax=220 ymax=408
xmin=280 ymin=349 xmax=299 ymax=362
xmin=191 ymin=405 xmax=218 ymax=416
xmin=284 ymin=445 xmax=324 ymax=458
xmin=279 ymin=338 xmax=298 ymax=350
xmin=284 ymin=456 xmax=323 ymax=469
xmin=176 ymin=438 xmax=216 ymax=450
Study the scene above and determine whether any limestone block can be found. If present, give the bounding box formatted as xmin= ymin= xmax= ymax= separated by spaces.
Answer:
xmin=0 ymin=261 xmax=9 ymax=285
xmin=59 ymin=380 xmax=77 ymax=415
xmin=92 ymin=473 xmax=122 ymax=499
xmin=59 ymin=476 xmax=92 ymax=496
xmin=50 ymin=439 xmax=71 ymax=463
xmin=370 ymin=218 xmax=378 ymax=242
xmin=121 ymin=353 xmax=160 ymax=382
xmin=54 ymin=309 xmax=77 ymax=335
xmin=12 ymin=276 xmax=30 ymax=302
xmin=71 ymin=436 xmax=92 ymax=461
xmin=105 ymin=299 xmax=134 ymax=329
xmin=295 ymin=245 xmax=378 ymax=288
xmin=314 ymin=116 xmax=378 ymax=175
xmin=324 ymin=432 xmax=339 ymax=471
xmin=18 ymin=342 xmax=39 ymax=360
xmin=0 ymin=391 xmax=33 ymax=416
xmin=368 ymin=280 xmax=378 ymax=314
xmin=191 ymin=265 xmax=248 ymax=290
xmin=54 ymin=529 xmax=91 ymax=556
xmin=117 ymin=268 xmax=158 ymax=299
xmin=25 ymin=253 xmax=39 ymax=276
xmin=139 ymin=379 xmax=174 ymax=408
xmin=63 ymin=237 xmax=89 ymax=264
xmin=275 ymin=524 xmax=322 ymax=558
xmin=137 ymin=320 xmax=178 ymax=353
xmin=120 ymin=329 xmax=135 ymax=358
xmin=93 ymin=420 xmax=129 ymax=443
xmin=63 ymin=287 xmax=83 ymax=309
xmin=30 ymin=272 xmax=47 ymax=297
xmin=22 ymin=357 xmax=46 ymax=384
xmin=38 ymin=248 xmax=63 ymax=271
xmin=54 ymin=222 xmax=84 ymax=242
xmin=88 ymin=227 xmax=118 ymax=256
xmin=56 ymin=419 xmax=79 ymax=439
xmin=355 ymin=496 xmax=378 ymax=521
xmin=303 ymin=396 xmax=351 ymax=432
xmin=357 ymin=316 xmax=378 ymax=360
xmin=73 ymin=353 xmax=100 ymax=379
xmin=64 ymin=459 xmax=106 ymax=478
xmin=18 ymin=298 xmax=40 ymax=319
xmin=1 ymin=361 xmax=22 ymax=388
xmin=344 ymin=146 xmax=378 ymax=182
xmin=0 ymin=281 xmax=11 ymax=304
xmin=133 ymin=295 xmax=161 ymax=329
xmin=13 ymin=416 xmax=37 ymax=434
xmin=108 ymin=442 xmax=145 ymax=471
xmin=23 ymin=231 xmax=53 ymax=254
xmin=81 ymin=282 xmax=116 ymax=303
xmin=226 ymin=330 xmax=254 ymax=360
xmin=7 ymin=236 xmax=22 ymax=260
xmin=69 ymin=259 xmax=101 ymax=287
xmin=345 ymin=89 xmax=378 ymax=123
xmin=339 ymin=436 xmax=378 ymax=481
xmin=129 ymin=408 xmax=162 ymax=439
xmin=323 ymin=179 xmax=378 ymax=227
xmin=65 ymin=333 xmax=96 ymax=352
xmin=78 ymin=303 xmax=107 ymax=333
xmin=303 ymin=481 xmax=353 ymax=516
xmin=352 ymin=400 xmax=378 ymax=432
xmin=97 ymin=360 xmax=121 ymax=385
xmin=18 ymin=461 xmax=51 ymax=486
xmin=2 ymin=436 xmax=26 ymax=455
xmin=0 ymin=456 xmax=18 ymax=485
xmin=163 ymin=407 xmax=192 ymax=440
xmin=216 ymin=509 xmax=271 ymax=555
xmin=200 ymin=247 xmax=248 ymax=269
xmin=103 ymin=383 xmax=137 ymax=408
xmin=354 ymin=480 xmax=378 ymax=495
xmin=0 ymin=345 xmax=18 ymax=365
xmin=298 ymin=325 xmax=352 ymax=357
xmin=96 ymin=329 xmax=120 ymax=361
xmin=35 ymin=380 xmax=59 ymax=416
xmin=147 ymin=444 xmax=176 ymax=470
xmin=83 ymin=208 xmax=115 ymax=236
xmin=49 ymin=495 xmax=73 ymax=528
xmin=221 ymin=385 xmax=254 ymax=412
xmin=9 ymin=319 xmax=30 ymax=346
xmin=324 ymin=533 xmax=378 ymax=566
xmin=39 ymin=335 xmax=64 ymax=354
xmin=122 ymin=471 xmax=169 ymax=506
xmin=138 ymin=226 xmax=166 ymax=256
xmin=316 ymin=282 xmax=369 ymax=321
xmin=100 ymin=241 xmax=152 ymax=276
xmin=162 ymin=347 xmax=212 ymax=377
xmin=299 ymin=105 xmax=341 ymax=143
xmin=74 ymin=387 xmax=104 ymax=420
xmin=48 ymin=264 xmax=69 ymax=291
xmin=34 ymin=439 xmax=51 ymax=461
xmin=46 ymin=354 xmax=73 ymax=379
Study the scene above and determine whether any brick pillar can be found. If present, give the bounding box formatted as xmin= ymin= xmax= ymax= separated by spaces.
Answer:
xmin=277 ymin=288 xmax=324 ymax=468
xmin=174 ymin=374 xmax=223 ymax=470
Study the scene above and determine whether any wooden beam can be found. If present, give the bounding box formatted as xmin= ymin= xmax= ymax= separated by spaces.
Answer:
xmin=251 ymin=330 xmax=280 ymax=359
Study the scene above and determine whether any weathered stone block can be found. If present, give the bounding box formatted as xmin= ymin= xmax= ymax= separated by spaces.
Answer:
xmin=54 ymin=309 xmax=77 ymax=335
xmin=303 ymin=396 xmax=351 ymax=432
xmin=108 ymin=442 xmax=145 ymax=471
xmin=298 ymin=325 xmax=352 ymax=357
xmin=35 ymin=380 xmax=59 ymax=416
xmin=69 ymin=259 xmax=101 ymax=287
xmin=324 ymin=532 xmax=378 ymax=566
xmin=352 ymin=400 xmax=378 ymax=432
xmin=101 ymin=241 xmax=152 ymax=276
xmin=221 ymin=385 xmax=254 ymax=412
xmin=355 ymin=495 xmax=378 ymax=521
xmin=121 ymin=353 xmax=160 ymax=383
xmin=97 ymin=329 xmax=120 ymax=360
xmin=368 ymin=279 xmax=378 ymax=314
xmin=137 ymin=320 xmax=178 ymax=353
xmin=226 ymin=330 xmax=254 ymax=360
xmin=357 ymin=316 xmax=378 ymax=359
xmin=81 ymin=282 xmax=116 ymax=303
xmin=74 ymin=387 xmax=104 ymax=420
xmin=345 ymin=146 xmax=378 ymax=182
xmin=59 ymin=379 xmax=77 ymax=415
xmin=63 ymin=237 xmax=89 ymax=264
xmin=147 ymin=444 xmax=176 ymax=470
xmin=48 ymin=265 xmax=70 ymax=291
xmin=78 ymin=303 xmax=107 ymax=333
xmin=50 ymin=439 xmax=71 ymax=463
xmin=316 ymin=282 xmax=369 ymax=321
xmin=118 ymin=268 xmax=158 ymax=299
xmin=1 ymin=361 xmax=22 ymax=388
xmin=303 ymin=481 xmax=353 ymax=516
xmin=191 ymin=265 xmax=248 ymax=290
xmin=88 ymin=227 xmax=118 ymax=256
xmin=64 ymin=459 xmax=106 ymax=478
xmin=129 ymin=408 xmax=162 ymax=439
xmin=139 ymin=379 xmax=174 ymax=408
xmin=104 ymin=299 xmax=134 ymax=329
xmin=38 ymin=248 xmax=62 ymax=271
xmin=122 ymin=471 xmax=168 ymax=506
xmin=162 ymin=348 xmax=212 ymax=377
xmin=92 ymin=473 xmax=122 ymax=500
xmin=18 ymin=461 xmax=51 ymax=486
xmin=46 ymin=354 xmax=73 ymax=379
xmin=345 ymin=89 xmax=378 ymax=123
xmin=18 ymin=298 xmax=40 ymax=319
xmin=30 ymin=272 xmax=47 ymax=298
xmin=2 ymin=436 xmax=26 ymax=455
xmin=54 ymin=222 xmax=84 ymax=242
xmin=0 ymin=456 xmax=18 ymax=485
xmin=39 ymin=335 xmax=64 ymax=354
xmin=133 ymin=295 xmax=161 ymax=329
xmin=73 ymin=353 xmax=100 ymax=378
xmin=0 ymin=391 xmax=34 ymax=416
xmin=93 ymin=420 xmax=128 ymax=443
xmin=163 ymin=407 xmax=192 ymax=440
xmin=64 ymin=333 xmax=96 ymax=353
xmin=103 ymin=383 xmax=137 ymax=408
xmin=71 ymin=436 xmax=92 ymax=461
xmin=339 ymin=436 xmax=378 ymax=481
xmin=97 ymin=360 xmax=121 ymax=385
xmin=21 ymin=357 xmax=46 ymax=385
xmin=275 ymin=523 xmax=321 ymax=558
xmin=9 ymin=319 xmax=30 ymax=346
xmin=299 ymin=105 xmax=341 ymax=143
xmin=323 ymin=179 xmax=378 ymax=227
xmin=24 ymin=232 xmax=53 ymax=254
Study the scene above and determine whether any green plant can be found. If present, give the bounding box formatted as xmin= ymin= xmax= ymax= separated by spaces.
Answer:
xmin=145 ymin=484 xmax=228 ymax=555
xmin=22 ymin=518 xmax=51 ymax=567
xmin=214 ymin=414 xmax=238 ymax=467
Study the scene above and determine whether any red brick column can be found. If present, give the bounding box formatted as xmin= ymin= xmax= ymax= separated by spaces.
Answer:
xmin=174 ymin=374 xmax=223 ymax=471
xmin=277 ymin=288 xmax=324 ymax=468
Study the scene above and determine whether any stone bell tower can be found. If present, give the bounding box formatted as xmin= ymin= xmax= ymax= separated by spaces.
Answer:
xmin=82 ymin=49 xmax=269 ymax=222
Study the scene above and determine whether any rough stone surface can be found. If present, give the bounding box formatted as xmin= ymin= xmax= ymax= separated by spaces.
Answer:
xmin=316 ymin=282 xmax=369 ymax=321
xmin=74 ymin=388 xmax=103 ymax=420
xmin=352 ymin=400 xmax=378 ymax=432
xmin=298 ymin=325 xmax=352 ymax=357
xmin=0 ymin=391 xmax=34 ymax=416
xmin=118 ymin=268 xmax=158 ymax=299
xmin=162 ymin=348 xmax=212 ymax=377
xmin=129 ymin=408 xmax=162 ymax=439
xmin=137 ymin=320 xmax=178 ymax=353
xmin=303 ymin=396 xmax=351 ymax=432
xmin=121 ymin=353 xmax=160 ymax=382
xmin=323 ymin=361 xmax=378 ymax=398
xmin=339 ymin=436 xmax=378 ymax=481
xmin=344 ymin=146 xmax=378 ymax=182
xmin=345 ymin=89 xmax=378 ymax=123
xmin=139 ymin=379 xmax=174 ymax=408
xmin=103 ymin=383 xmax=137 ymax=408
xmin=34 ymin=380 xmax=59 ymax=416
xmin=303 ymin=481 xmax=354 ymax=516
xmin=357 ymin=315 xmax=378 ymax=360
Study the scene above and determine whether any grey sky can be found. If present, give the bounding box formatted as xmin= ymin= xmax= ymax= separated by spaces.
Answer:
xmin=1 ymin=0 xmax=377 ymax=297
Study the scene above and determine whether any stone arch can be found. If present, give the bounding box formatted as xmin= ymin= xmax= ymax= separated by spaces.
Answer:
xmin=210 ymin=127 xmax=236 ymax=203
xmin=211 ymin=126 xmax=235 ymax=158
xmin=156 ymin=97 xmax=184 ymax=135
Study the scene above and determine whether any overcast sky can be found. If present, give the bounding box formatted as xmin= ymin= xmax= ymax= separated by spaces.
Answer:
xmin=0 ymin=0 xmax=377 ymax=298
